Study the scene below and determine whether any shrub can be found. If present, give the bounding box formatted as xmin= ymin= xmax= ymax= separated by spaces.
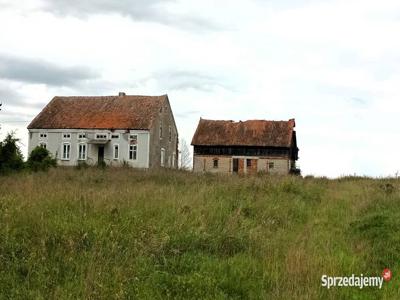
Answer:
xmin=26 ymin=146 xmax=57 ymax=172
xmin=0 ymin=132 xmax=24 ymax=174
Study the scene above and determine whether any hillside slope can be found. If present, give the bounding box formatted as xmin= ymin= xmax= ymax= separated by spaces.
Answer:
xmin=0 ymin=168 xmax=399 ymax=299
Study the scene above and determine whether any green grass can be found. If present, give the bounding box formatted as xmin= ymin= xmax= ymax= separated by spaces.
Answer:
xmin=0 ymin=168 xmax=399 ymax=299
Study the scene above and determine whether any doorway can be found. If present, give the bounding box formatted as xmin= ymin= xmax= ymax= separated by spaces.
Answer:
xmin=232 ymin=158 xmax=239 ymax=173
xmin=98 ymin=146 xmax=104 ymax=163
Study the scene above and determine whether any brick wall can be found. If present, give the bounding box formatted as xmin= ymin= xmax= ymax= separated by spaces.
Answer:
xmin=194 ymin=155 xmax=290 ymax=175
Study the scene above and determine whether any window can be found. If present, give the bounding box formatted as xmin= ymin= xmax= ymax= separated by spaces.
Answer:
xmin=62 ymin=143 xmax=71 ymax=160
xmin=113 ymin=144 xmax=119 ymax=160
xmin=78 ymin=144 xmax=87 ymax=160
xmin=169 ymin=126 xmax=172 ymax=142
xmin=96 ymin=134 xmax=108 ymax=140
xmin=129 ymin=134 xmax=138 ymax=144
xmin=213 ymin=159 xmax=219 ymax=168
xmin=39 ymin=142 xmax=47 ymax=149
xmin=63 ymin=133 xmax=71 ymax=139
xmin=247 ymin=159 xmax=252 ymax=167
xmin=161 ymin=148 xmax=165 ymax=167
xmin=268 ymin=162 xmax=275 ymax=169
xmin=172 ymin=153 xmax=176 ymax=168
xmin=39 ymin=133 xmax=47 ymax=139
xmin=78 ymin=133 xmax=86 ymax=139
xmin=159 ymin=121 xmax=163 ymax=139
xmin=129 ymin=145 xmax=137 ymax=160
xmin=111 ymin=134 xmax=120 ymax=139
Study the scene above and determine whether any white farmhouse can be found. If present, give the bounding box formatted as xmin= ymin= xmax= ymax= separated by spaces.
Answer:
xmin=27 ymin=93 xmax=178 ymax=168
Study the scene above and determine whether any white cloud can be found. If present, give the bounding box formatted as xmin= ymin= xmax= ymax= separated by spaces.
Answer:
xmin=1 ymin=0 xmax=400 ymax=177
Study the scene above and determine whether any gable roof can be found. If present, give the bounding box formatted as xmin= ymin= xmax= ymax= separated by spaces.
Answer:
xmin=28 ymin=94 xmax=167 ymax=130
xmin=191 ymin=118 xmax=296 ymax=147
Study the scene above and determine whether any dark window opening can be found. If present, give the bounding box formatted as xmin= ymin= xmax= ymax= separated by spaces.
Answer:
xmin=213 ymin=159 xmax=218 ymax=168
xmin=246 ymin=159 xmax=252 ymax=167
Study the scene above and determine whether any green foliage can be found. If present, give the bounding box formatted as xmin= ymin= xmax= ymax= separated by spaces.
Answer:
xmin=0 ymin=169 xmax=399 ymax=299
xmin=0 ymin=132 xmax=24 ymax=174
xmin=26 ymin=146 xmax=57 ymax=172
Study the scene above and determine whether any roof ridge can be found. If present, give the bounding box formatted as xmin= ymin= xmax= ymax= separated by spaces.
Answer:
xmin=55 ymin=94 xmax=166 ymax=98
xmin=191 ymin=117 xmax=295 ymax=147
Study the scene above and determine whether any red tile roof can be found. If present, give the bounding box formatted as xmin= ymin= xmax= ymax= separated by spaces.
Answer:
xmin=28 ymin=94 xmax=167 ymax=130
xmin=191 ymin=118 xmax=296 ymax=147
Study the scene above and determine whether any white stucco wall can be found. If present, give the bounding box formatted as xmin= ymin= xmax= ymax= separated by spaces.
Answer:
xmin=28 ymin=129 xmax=150 ymax=168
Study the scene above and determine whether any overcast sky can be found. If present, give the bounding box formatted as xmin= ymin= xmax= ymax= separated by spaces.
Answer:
xmin=0 ymin=0 xmax=399 ymax=177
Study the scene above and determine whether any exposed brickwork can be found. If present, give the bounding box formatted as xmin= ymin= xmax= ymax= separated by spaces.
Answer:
xmin=194 ymin=155 xmax=290 ymax=175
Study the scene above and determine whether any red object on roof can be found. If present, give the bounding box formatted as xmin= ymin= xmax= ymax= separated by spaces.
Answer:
xmin=191 ymin=118 xmax=296 ymax=147
xmin=28 ymin=94 xmax=167 ymax=130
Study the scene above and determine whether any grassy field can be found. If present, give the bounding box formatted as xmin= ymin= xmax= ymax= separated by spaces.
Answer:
xmin=0 ymin=168 xmax=399 ymax=299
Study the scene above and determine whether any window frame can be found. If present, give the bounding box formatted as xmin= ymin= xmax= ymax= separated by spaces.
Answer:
xmin=268 ymin=162 xmax=275 ymax=170
xmin=62 ymin=142 xmax=71 ymax=160
xmin=129 ymin=134 xmax=138 ymax=143
xmin=62 ymin=133 xmax=71 ymax=140
xmin=160 ymin=148 xmax=165 ymax=167
xmin=111 ymin=133 xmax=120 ymax=139
xmin=95 ymin=133 xmax=108 ymax=140
xmin=77 ymin=143 xmax=87 ymax=161
xmin=39 ymin=132 xmax=48 ymax=139
xmin=247 ymin=159 xmax=252 ymax=168
xmin=129 ymin=144 xmax=137 ymax=160
xmin=78 ymin=132 xmax=87 ymax=139
xmin=38 ymin=142 xmax=47 ymax=149
xmin=113 ymin=144 xmax=119 ymax=160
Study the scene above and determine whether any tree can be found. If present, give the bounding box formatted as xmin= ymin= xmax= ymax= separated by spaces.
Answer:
xmin=26 ymin=146 xmax=57 ymax=172
xmin=179 ymin=138 xmax=192 ymax=170
xmin=0 ymin=132 xmax=24 ymax=173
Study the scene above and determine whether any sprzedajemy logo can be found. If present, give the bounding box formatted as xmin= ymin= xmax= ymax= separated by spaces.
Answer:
xmin=321 ymin=269 xmax=392 ymax=289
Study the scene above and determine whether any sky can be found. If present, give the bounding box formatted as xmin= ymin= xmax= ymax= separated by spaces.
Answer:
xmin=0 ymin=0 xmax=399 ymax=177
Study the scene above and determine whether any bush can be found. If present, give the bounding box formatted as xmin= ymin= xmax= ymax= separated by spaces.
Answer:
xmin=26 ymin=146 xmax=57 ymax=172
xmin=0 ymin=132 xmax=24 ymax=174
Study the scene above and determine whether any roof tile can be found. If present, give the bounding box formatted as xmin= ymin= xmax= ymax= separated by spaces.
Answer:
xmin=191 ymin=118 xmax=295 ymax=147
xmin=28 ymin=95 xmax=167 ymax=129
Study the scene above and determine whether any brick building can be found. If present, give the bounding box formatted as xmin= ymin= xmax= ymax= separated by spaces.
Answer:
xmin=191 ymin=118 xmax=299 ymax=175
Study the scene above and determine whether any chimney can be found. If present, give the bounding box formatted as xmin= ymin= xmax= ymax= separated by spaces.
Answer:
xmin=118 ymin=92 xmax=126 ymax=97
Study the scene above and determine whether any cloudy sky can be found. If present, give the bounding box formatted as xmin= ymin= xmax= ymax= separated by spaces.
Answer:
xmin=0 ymin=0 xmax=399 ymax=177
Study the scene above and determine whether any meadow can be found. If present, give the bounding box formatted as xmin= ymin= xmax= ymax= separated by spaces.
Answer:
xmin=0 ymin=168 xmax=399 ymax=299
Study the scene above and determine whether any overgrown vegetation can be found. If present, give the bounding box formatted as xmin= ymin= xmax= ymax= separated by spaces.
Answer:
xmin=26 ymin=146 xmax=57 ymax=172
xmin=0 ymin=132 xmax=24 ymax=173
xmin=0 ymin=132 xmax=56 ymax=174
xmin=0 ymin=169 xmax=399 ymax=299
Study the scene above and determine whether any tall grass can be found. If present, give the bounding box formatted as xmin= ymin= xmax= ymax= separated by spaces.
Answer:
xmin=0 ymin=168 xmax=399 ymax=299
